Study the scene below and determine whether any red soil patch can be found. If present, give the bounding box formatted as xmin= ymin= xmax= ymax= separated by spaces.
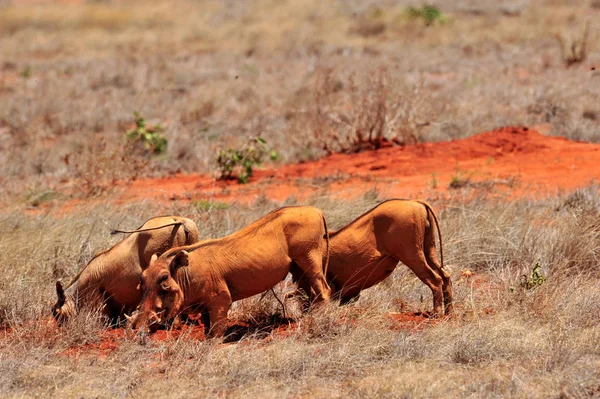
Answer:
xmin=48 ymin=126 xmax=600 ymax=213
xmin=59 ymin=329 xmax=125 ymax=359
xmin=119 ymin=126 xmax=600 ymax=204
xmin=266 ymin=321 xmax=298 ymax=340
xmin=149 ymin=323 xmax=206 ymax=341
xmin=58 ymin=325 xmax=206 ymax=359
xmin=386 ymin=311 xmax=436 ymax=332
xmin=57 ymin=318 xmax=292 ymax=358
xmin=54 ymin=309 xmax=446 ymax=358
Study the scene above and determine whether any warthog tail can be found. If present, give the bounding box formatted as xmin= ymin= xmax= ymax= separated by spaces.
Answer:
xmin=416 ymin=201 xmax=444 ymax=268
xmin=322 ymin=214 xmax=330 ymax=284
xmin=110 ymin=222 xmax=184 ymax=235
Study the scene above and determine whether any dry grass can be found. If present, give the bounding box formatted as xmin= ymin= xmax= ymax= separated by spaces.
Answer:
xmin=1 ymin=188 xmax=600 ymax=397
xmin=1 ymin=0 xmax=599 ymax=200
xmin=1 ymin=1 xmax=600 ymax=396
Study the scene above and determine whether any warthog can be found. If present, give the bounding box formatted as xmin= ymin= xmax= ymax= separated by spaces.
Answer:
xmin=130 ymin=206 xmax=331 ymax=338
xmin=287 ymin=200 xmax=452 ymax=315
xmin=326 ymin=199 xmax=452 ymax=315
xmin=52 ymin=216 xmax=199 ymax=325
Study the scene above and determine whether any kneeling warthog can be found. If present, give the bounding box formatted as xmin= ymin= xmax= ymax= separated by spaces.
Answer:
xmin=130 ymin=206 xmax=331 ymax=338
xmin=52 ymin=216 xmax=199 ymax=325
xmin=325 ymin=199 xmax=452 ymax=315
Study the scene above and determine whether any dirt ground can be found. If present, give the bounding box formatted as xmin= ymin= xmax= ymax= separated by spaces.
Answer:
xmin=47 ymin=124 xmax=600 ymax=213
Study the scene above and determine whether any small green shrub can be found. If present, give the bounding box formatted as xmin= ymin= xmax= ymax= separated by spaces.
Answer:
xmin=216 ymin=137 xmax=278 ymax=184
xmin=24 ymin=189 xmax=58 ymax=207
xmin=520 ymin=262 xmax=547 ymax=290
xmin=21 ymin=65 xmax=32 ymax=79
xmin=125 ymin=112 xmax=168 ymax=154
xmin=448 ymin=167 xmax=474 ymax=189
xmin=406 ymin=4 xmax=446 ymax=26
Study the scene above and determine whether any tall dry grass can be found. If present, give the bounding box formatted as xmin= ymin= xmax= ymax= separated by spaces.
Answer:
xmin=1 ymin=188 xmax=599 ymax=397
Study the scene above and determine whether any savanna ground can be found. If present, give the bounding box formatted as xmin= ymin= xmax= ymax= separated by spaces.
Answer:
xmin=1 ymin=0 xmax=600 ymax=397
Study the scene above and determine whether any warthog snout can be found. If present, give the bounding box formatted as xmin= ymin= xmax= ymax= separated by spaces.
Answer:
xmin=127 ymin=308 xmax=166 ymax=331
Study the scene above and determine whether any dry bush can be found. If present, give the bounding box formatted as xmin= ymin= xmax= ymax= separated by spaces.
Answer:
xmin=302 ymin=67 xmax=435 ymax=155
xmin=348 ymin=7 xmax=386 ymax=38
xmin=556 ymin=22 xmax=591 ymax=67
xmin=525 ymin=87 xmax=600 ymax=142
xmin=66 ymin=133 xmax=153 ymax=198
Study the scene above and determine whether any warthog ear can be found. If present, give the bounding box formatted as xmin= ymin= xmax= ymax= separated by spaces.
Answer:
xmin=171 ymin=250 xmax=189 ymax=272
xmin=56 ymin=281 xmax=66 ymax=307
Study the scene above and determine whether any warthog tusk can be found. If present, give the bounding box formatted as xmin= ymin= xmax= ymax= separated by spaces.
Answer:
xmin=125 ymin=310 xmax=142 ymax=328
xmin=147 ymin=310 xmax=163 ymax=326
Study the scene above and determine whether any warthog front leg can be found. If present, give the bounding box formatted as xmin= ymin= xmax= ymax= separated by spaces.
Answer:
xmin=206 ymin=290 xmax=232 ymax=339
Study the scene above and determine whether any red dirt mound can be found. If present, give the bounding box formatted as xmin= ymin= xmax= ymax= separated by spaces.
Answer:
xmin=93 ymin=126 xmax=600 ymax=208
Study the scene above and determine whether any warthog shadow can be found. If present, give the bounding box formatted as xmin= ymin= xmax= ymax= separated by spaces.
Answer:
xmin=221 ymin=313 xmax=297 ymax=343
